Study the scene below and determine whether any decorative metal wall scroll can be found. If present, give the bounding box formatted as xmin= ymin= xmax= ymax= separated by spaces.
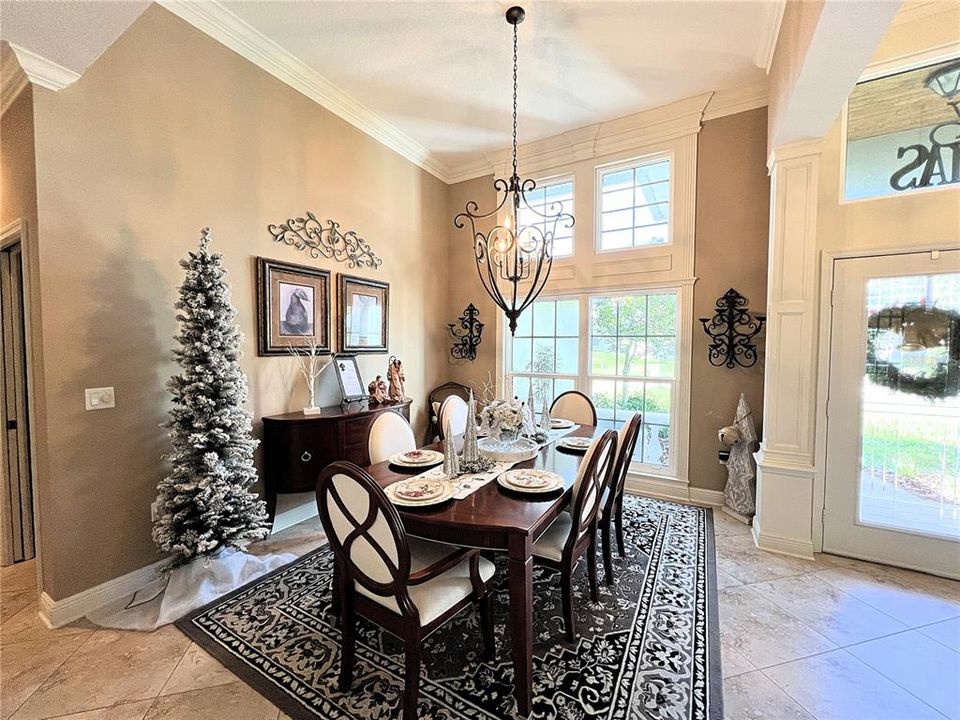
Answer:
xmin=699 ymin=289 xmax=766 ymax=369
xmin=449 ymin=303 xmax=484 ymax=361
xmin=268 ymin=212 xmax=382 ymax=269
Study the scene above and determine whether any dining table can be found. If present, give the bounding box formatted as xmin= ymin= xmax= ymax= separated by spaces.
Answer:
xmin=363 ymin=423 xmax=601 ymax=717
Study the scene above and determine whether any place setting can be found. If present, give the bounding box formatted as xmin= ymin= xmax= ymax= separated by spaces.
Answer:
xmin=383 ymin=477 xmax=455 ymax=508
xmin=496 ymin=468 xmax=564 ymax=495
xmin=556 ymin=435 xmax=593 ymax=454
xmin=387 ymin=448 xmax=444 ymax=469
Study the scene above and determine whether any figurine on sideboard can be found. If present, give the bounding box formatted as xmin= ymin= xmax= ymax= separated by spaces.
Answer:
xmin=368 ymin=375 xmax=388 ymax=405
xmin=388 ymin=355 xmax=405 ymax=401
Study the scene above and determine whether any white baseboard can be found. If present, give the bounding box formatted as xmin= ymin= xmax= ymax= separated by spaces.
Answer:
xmin=39 ymin=557 xmax=171 ymax=629
xmin=625 ymin=474 xmax=723 ymax=507
xmin=752 ymin=524 xmax=815 ymax=560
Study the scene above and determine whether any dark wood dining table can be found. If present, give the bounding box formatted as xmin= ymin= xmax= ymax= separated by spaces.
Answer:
xmin=364 ymin=423 xmax=601 ymax=716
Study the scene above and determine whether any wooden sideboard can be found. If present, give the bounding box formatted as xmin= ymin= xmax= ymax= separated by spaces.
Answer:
xmin=262 ymin=398 xmax=412 ymax=521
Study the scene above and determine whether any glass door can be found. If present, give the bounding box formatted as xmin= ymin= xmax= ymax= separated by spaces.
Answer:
xmin=823 ymin=251 xmax=960 ymax=578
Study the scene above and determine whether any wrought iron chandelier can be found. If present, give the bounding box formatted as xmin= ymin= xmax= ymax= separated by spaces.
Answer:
xmin=454 ymin=5 xmax=574 ymax=336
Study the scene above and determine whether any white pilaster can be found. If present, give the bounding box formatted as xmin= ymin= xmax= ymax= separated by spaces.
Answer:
xmin=754 ymin=140 xmax=822 ymax=560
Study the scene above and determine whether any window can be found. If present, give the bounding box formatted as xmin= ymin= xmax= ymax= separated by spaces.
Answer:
xmin=507 ymin=297 xmax=579 ymax=412
xmin=589 ymin=292 xmax=678 ymax=469
xmin=598 ymin=158 xmax=671 ymax=250
xmin=519 ymin=178 xmax=574 ymax=257
xmin=504 ymin=289 xmax=681 ymax=476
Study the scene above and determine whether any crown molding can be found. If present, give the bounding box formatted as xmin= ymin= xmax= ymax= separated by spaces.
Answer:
xmin=755 ymin=0 xmax=787 ymax=73
xmin=889 ymin=0 xmax=957 ymax=27
xmin=8 ymin=44 xmax=80 ymax=92
xmin=157 ymin=0 xmax=452 ymax=183
xmin=702 ymin=81 xmax=768 ymax=121
xmin=1 ymin=45 xmax=29 ymax=116
xmin=860 ymin=40 xmax=960 ymax=82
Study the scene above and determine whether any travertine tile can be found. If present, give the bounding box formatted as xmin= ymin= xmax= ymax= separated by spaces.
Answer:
xmin=847 ymin=629 xmax=960 ymax=720
xmin=0 ymin=562 xmax=37 ymax=595
xmin=712 ymin=512 xmax=753 ymax=538
xmin=0 ymin=590 xmax=34 ymax=625
xmin=714 ymin=570 xmax=742 ymax=591
xmin=718 ymin=585 xmax=837 ymax=668
xmin=142 ymin=682 xmax=279 ymax=720
xmin=159 ymin=643 xmax=236 ymax=696
xmin=715 ymin=535 xmax=818 ymax=585
xmin=0 ymin=634 xmax=89 ymax=719
xmin=815 ymin=564 xmax=960 ymax=627
xmin=751 ymin=574 xmax=908 ymax=646
xmin=763 ymin=649 xmax=946 ymax=720
xmin=11 ymin=627 xmax=190 ymax=720
xmin=1 ymin=603 xmax=93 ymax=647
xmin=918 ymin=616 xmax=960 ymax=652
xmin=720 ymin=637 xmax=755 ymax=678
xmin=40 ymin=700 xmax=155 ymax=719
xmin=723 ymin=670 xmax=813 ymax=720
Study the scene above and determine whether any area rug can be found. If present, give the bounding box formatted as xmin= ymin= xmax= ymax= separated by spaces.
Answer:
xmin=177 ymin=496 xmax=722 ymax=720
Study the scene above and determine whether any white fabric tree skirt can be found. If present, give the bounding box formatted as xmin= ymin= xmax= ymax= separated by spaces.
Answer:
xmin=87 ymin=549 xmax=297 ymax=630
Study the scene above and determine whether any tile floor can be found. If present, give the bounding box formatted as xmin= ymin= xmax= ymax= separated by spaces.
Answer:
xmin=1 ymin=509 xmax=958 ymax=719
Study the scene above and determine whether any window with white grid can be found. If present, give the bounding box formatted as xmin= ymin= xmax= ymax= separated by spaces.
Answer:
xmin=597 ymin=158 xmax=671 ymax=251
xmin=518 ymin=178 xmax=574 ymax=258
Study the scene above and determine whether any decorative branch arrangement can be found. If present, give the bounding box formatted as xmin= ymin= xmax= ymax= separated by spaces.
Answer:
xmin=287 ymin=335 xmax=326 ymax=414
xmin=449 ymin=303 xmax=484 ymax=361
xmin=699 ymin=288 xmax=766 ymax=369
xmin=268 ymin=211 xmax=382 ymax=269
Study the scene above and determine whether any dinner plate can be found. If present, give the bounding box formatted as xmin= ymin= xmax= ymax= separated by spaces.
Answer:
xmin=386 ymin=480 xmax=455 ymax=507
xmin=389 ymin=449 xmax=443 ymax=467
xmin=392 ymin=478 xmax=446 ymax=501
xmin=498 ymin=469 xmax=563 ymax=494
xmin=550 ymin=418 xmax=575 ymax=429
xmin=557 ymin=436 xmax=592 ymax=453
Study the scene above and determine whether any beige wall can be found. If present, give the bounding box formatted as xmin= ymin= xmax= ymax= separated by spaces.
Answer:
xmin=28 ymin=6 xmax=450 ymax=599
xmin=691 ymin=108 xmax=769 ymax=492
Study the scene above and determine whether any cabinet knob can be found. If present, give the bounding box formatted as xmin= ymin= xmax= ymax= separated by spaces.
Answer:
xmin=300 ymin=451 xmax=312 ymax=463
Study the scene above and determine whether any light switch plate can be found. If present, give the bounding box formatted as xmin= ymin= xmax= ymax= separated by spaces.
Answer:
xmin=85 ymin=387 xmax=115 ymax=410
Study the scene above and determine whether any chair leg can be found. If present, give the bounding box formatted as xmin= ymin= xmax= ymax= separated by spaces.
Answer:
xmin=587 ymin=536 xmax=600 ymax=604
xmin=337 ymin=591 xmax=355 ymax=692
xmin=601 ymin=516 xmax=614 ymax=587
xmin=330 ymin=562 xmax=341 ymax=622
xmin=403 ymin=638 xmax=422 ymax=719
xmin=561 ymin=566 xmax=575 ymax=643
xmin=479 ymin=595 xmax=495 ymax=661
xmin=615 ymin=502 xmax=626 ymax=557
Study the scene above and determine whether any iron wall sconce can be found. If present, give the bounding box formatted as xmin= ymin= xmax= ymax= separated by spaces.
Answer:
xmin=449 ymin=303 xmax=484 ymax=361
xmin=699 ymin=289 xmax=766 ymax=369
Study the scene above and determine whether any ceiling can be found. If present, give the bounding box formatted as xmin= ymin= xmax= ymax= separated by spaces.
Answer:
xmin=221 ymin=0 xmax=775 ymax=173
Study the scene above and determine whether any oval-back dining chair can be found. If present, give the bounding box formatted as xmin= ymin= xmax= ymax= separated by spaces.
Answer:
xmin=437 ymin=394 xmax=469 ymax=441
xmin=427 ymin=381 xmax=471 ymax=441
xmin=368 ymin=411 xmax=416 ymax=465
xmin=531 ymin=430 xmax=618 ymax=641
xmin=550 ymin=390 xmax=598 ymax=426
xmin=599 ymin=412 xmax=643 ymax=585
xmin=316 ymin=461 xmax=495 ymax=718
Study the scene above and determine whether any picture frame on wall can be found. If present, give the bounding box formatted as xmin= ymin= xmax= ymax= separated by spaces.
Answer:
xmin=338 ymin=274 xmax=389 ymax=354
xmin=332 ymin=353 xmax=366 ymax=403
xmin=256 ymin=257 xmax=331 ymax=356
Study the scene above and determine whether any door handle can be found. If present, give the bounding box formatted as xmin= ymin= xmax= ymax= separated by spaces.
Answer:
xmin=5 ymin=419 xmax=16 ymax=431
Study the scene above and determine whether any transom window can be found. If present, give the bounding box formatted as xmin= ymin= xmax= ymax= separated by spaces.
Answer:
xmin=597 ymin=158 xmax=671 ymax=250
xmin=519 ymin=178 xmax=574 ymax=257
xmin=504 ymin=289 xmax=680 ymax=476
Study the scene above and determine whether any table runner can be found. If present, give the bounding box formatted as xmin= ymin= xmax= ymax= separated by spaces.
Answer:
xmin=394 ymin=425 xmax=580 ymax=500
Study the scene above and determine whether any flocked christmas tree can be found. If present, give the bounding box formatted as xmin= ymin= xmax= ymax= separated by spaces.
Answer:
xmin=153 ymin=228 xmax=269 ymax=567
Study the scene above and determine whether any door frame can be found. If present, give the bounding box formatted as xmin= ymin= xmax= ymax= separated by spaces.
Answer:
xmin=0 ymin=218 xmax=42 ymax=589
xmin=813 ymin=241 xmax=960 ymax=567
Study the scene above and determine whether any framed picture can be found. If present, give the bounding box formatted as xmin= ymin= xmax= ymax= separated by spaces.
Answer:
xmin=338 ymin=274 xmax=389 ymax=354
xmin=332 ymin=354 xmax=366 ymax=402
xmin=256 ymin=257 xmax=331 ymax=356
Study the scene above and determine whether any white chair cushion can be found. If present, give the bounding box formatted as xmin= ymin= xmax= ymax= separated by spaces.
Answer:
xmin=355 ymin=538 xmax=495 ymax=626
xmin=551 ymin=393 xmax=595 ymax=426
xmin=532 ymin=513 xmax=573 ymax=563
xmin=368 ymin=411 xmax=416 ymax=465
xmin=439 ymin=395 xmax=469 ymax=438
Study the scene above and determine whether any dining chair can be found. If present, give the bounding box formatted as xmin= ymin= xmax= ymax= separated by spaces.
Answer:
xmin=532 ymin=429 xmax=618 ymax=642
xmin=550 ymin=390 xmax=598 ymax=426
xmin=368 ymin=411 xmax=416 ymax=465
xmin=437 ymin=394 xmax=469 ymax=441
xmin=599 ymin=412 xmax=643 ymax=585
xmin=427 ymin=381 xmax=471 ymax=441
xmin=316 ymin=461 xmax=496 ymax=719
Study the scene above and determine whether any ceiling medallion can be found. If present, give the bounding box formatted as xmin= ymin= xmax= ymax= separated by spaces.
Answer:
xmin=454 ymin=5 xmax=574 ymax=335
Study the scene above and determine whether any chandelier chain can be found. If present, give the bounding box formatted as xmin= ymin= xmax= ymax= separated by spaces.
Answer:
xmin=512 ymin=21 xmax=518 ymax=180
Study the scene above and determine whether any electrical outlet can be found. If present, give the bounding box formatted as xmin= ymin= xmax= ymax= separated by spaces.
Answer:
xmin=85 ymin=387 xmax=115 ymax=410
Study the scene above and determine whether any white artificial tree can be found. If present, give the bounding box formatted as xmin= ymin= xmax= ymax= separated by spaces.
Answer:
xmin=153 ymin=228 xmax=269 ymax=567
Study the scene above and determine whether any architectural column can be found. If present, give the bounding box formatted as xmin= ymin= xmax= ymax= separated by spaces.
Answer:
xmin=754 ymin=140 xmax=822 ymax=559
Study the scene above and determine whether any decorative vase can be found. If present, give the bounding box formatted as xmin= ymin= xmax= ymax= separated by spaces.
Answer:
xmin=499 ymin=428 xmax=520 ymax=442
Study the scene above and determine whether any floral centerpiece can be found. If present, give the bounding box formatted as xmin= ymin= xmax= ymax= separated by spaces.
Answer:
xmin=481 ymin=399 xmax=525 ymax=441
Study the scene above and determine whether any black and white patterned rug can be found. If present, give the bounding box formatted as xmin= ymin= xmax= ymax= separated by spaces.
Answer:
xmin=177 ymin=496 xmax=722 ymax=720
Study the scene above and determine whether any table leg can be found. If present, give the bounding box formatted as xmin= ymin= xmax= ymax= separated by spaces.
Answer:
xmin=508 ymin=535 xmax=533 ymax=716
